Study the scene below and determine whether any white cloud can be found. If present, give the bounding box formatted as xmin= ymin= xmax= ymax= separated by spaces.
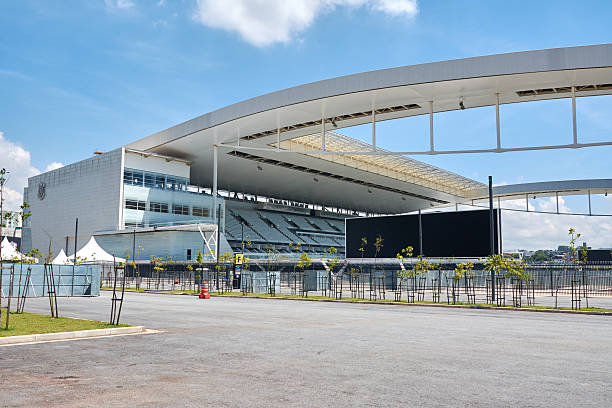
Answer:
xmin=0 ymin=132 xmax=61 ymax=210
xmin=105 ymin=0 xmax=135 ymax=10
xmin=45 ymin=162 xmax=64 ymax=172
xmin=501 ymin=197 xmax=612 ymax=250
xmin=194 ymin=0 xmax=418 ymax=47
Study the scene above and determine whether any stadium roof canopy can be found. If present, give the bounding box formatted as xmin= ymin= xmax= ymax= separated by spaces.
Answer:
xmin=127 ymin=44 xmax=612 ymax=214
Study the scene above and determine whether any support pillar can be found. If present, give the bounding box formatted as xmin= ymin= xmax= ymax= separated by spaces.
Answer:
xmin=429 ymin=101 xmax=434 ymax=152
xmin=496 ymin=93 xmax=501 ymax=150
xmin=418 ymin=209 xmax=423 ymax=256
xmin=572 ymin=86 xmax=577 ymax=145
xmin=371 ymin=109 xmax=376 ymax=151
xmin=321 ymin=117 xmax=326 ymax=151
xmin=212 ymin=145 xmax=218 ymax=222
xmin=488 ymin=176 xmax=495 ymax=302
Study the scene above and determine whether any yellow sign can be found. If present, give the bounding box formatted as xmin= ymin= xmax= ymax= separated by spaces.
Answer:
xmin=234 ymin=253 xmax=244 ymax=265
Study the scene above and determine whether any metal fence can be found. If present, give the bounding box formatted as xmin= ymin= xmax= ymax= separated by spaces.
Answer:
xmin=98 ymin=260 xmax=612 ymax=309
xmin=0 ymin=263 xmax=100 ymax=297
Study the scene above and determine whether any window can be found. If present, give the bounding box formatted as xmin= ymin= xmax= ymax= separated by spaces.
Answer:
xmin=167 ymin=177 xmax=178 ymax=190
xmin=154 ymin=175 xmax=165 ymax=189
xmin=192 ymin=207 xmax=209 ymax=217
xmin=186 ymin=249 xmax=192 ymax=261
xmin=125 ymin=200 xmax=146 ymax=211
xmin=150 ymin=202 xmax=168 ymax=213
xmin=167 ymin=177 xmax=187 ymax=191
xmin=125 ymin=222 xmax=144 ymax=228
xmin=124 ymin=170 xmax=144 ymax=186
xmin=124 ymin=168 xmax=189 ymax=191
xmin=172 ymin=204 xmax=189 ymax=215
xmin=144 ymin=173 xmax=155 ymax=188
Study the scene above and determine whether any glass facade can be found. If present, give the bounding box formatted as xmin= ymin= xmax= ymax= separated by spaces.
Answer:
xmin=172 ymin=204 xmax=190 ymax=215
xmin=124 ymin=168 xmax=188 ymax=191
xmin=125 ymin=200 xmax=146 ymax=211
xmin=192 ymin=207 xmax=209 ymax=217
xmin=150 ymin=202 xmax=169 ymax=213
xmin=122 ymin=167 xmax=216 ymax=230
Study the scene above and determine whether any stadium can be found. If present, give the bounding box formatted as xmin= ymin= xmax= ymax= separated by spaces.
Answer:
xmin=20 ymin=43 xmax=612 ymax=264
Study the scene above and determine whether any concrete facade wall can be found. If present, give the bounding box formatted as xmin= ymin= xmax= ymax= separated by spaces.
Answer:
xmin=23 ymin=149 xmax=124 ymax=257
xmin=124 ymin=151 xmax=190 ymax=179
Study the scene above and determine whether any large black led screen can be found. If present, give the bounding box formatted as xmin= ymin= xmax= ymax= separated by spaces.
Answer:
xmin=345 ymin=209 xmax=500 ymax=258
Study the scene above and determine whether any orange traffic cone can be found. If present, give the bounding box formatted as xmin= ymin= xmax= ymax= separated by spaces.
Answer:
xmin=199 ymin=281 xmax=210 ymax=299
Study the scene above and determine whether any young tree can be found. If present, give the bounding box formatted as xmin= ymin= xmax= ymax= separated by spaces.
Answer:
xmin=297 ymin=251 xmax=312 ymax=297
xmin=568 ymin=227 xmax=587 ymax=263
xmin=324 ymin=246 xmax=339 ymax=295
xmin=0 ymin=168 xmax=8 ymax=265
xmin=396 ymin=246 xmax=414 ymax=301
xmin=0 ymin=169 xmax=8 ymax=324
xmin=454 ymin=261 xmax=475 ymax=282
xmin=371 ymin=236 xmax=384 ymax=299
xmin=13 ymin=202 xmax=32 ymax=314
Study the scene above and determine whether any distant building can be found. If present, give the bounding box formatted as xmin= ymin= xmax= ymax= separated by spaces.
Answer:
xmin=1 ymin=210 xmax=22 ymax=238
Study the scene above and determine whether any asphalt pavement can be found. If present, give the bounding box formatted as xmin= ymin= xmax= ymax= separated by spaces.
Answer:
xmin=1 ymin=292 xmax=611 ymax=407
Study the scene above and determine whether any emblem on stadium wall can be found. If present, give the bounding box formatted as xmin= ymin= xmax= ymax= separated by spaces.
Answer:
xmin=38 ymin=183 xmax=46 ymax=200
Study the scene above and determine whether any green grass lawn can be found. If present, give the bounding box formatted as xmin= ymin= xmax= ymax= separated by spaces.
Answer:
xmin=0 ymin=311 xmax=128 ymax=337
xmin=207 ymin=291 xmax=612 ymax=312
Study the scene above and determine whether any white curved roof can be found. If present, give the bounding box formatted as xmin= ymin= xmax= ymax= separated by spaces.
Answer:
xmin=124 ymin=44 xmax=612 ymax=214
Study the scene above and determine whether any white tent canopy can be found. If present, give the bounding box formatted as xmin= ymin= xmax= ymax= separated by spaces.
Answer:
xmin=73 ymin=237 xmax=125 ymax=263
xmin=1 ymin=237 xmax=21 ymax=260
xmin=1 ymin=237 xmax=37 ymax=262
xmin=52 ymin=249 xmax=73 ymax=265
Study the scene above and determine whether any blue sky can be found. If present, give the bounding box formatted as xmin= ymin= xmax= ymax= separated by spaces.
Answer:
xmin=1 ymin=0 xmax=611 ymax=249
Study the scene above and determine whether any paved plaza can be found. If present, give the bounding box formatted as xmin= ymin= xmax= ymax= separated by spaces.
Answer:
xmin=1 ymin=292 xmax=611 ymax=407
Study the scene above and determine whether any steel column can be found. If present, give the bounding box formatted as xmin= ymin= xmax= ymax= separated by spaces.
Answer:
xmin=429 ymin=101 xmax=434 ymax=152
xmin=496 ymin=93 xmax=501 ymax=150
xmin=72 ymin=218 xmax=78 ymax=296
xmin=418 ymin=209 xmax=423 ymax=256
xmin=321 ymin=117 xmax=326 ymax=151
xmin=371 ymin=109 xmax=376 ymax=151
xmin=488 ymin=176 xmax=495 ymax=302
xmin=212 ymin=145 xmax=218 ymax=222
xmin=572 ymin=86 xmax=577 ymax=145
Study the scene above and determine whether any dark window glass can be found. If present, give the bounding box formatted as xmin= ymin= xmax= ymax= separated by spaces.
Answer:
xmin=144 ymin=173 xmax=155 ymax=188
xmin=125 ymin=222 xmax=144 ymax=228
xmin=155 ymin=175 xmax=165 ymax=189
xmin=172 ymin=204 xmax=189 ymax=215
xmin=124 ymin=170 xmax=134 ymax=184
xmin=150 ymin=202 xmax=168 ymax=213
xmin=192 ymin=207 xmax=209 ymax=217
xmin=132 ymin=171 xmax=143 ymax=186
xmin=125 ymin=200 xmax=145 ymax=210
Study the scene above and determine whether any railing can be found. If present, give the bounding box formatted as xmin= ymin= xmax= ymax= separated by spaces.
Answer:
xmin=99 ymin=260 xmax=612 ymax=310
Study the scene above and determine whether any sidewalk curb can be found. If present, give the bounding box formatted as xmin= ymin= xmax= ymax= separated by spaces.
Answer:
xmin=0 ymin=326 xmax=146 ymax=346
